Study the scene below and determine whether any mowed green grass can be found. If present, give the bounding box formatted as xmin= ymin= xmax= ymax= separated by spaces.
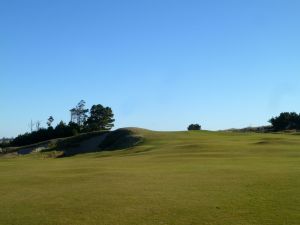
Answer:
xmin=1 ymin=130 xmax=300 ymax=225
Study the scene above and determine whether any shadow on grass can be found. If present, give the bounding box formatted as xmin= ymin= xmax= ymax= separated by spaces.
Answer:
xmin=57 ymin=128 xmax=144 ymax=158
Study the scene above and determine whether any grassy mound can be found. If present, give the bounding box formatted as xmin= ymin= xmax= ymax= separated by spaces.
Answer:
xmin=99 ymin=128 xmax=144 ymax=150
xmin=1 ymin=128 xmax=144 ymax=157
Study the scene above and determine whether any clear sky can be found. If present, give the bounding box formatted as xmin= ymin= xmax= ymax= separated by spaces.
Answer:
xmin=1 ymin=0 xmax=300 ymax=137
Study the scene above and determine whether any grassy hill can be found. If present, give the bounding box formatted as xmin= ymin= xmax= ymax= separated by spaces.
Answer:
xmin=0 ymin=129 xmax=300 ymax=225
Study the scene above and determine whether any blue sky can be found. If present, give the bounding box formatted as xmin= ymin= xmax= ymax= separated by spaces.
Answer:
xmin=1 ymin=0 xmax=300 ymax=137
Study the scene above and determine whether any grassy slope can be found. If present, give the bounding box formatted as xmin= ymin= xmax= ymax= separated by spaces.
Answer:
xmin=0 ymin=129 xmax=300 ymax=225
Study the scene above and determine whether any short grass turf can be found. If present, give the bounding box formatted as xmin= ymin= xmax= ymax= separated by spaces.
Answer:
xmin=0 ymin=130 xmax=300 ymax=225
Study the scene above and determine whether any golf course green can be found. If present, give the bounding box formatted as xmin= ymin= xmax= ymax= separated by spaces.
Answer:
xmin=0 ymin=129 xmax=299 ymax=225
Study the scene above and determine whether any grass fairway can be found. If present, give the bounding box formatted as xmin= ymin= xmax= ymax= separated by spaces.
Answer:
xmin=0 ymin=130 xmax=300 ymax=225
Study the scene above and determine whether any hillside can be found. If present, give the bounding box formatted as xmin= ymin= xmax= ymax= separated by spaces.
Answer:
xmin=1 ymin=128 xmax=143 ymax=157
xmin=0 ymin=129 xmax=300 ymax=225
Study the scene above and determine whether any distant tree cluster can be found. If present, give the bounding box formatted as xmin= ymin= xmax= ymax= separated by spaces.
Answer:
xmin=11 ymin=100 xmax=115 ymax=147
xmin=187 ymin=124 xmax=201 ymax=131
xmin=11 ymin=121 xmax=80 ymax=146
xmin=0 ymin=138 xmax=13 ymax=148
xmin=269 ymin=112 xmax=300 ymax=131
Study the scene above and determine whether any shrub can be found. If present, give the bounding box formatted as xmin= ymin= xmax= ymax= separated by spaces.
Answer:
xmin=188 ymin=124 xmax=201 ymax=131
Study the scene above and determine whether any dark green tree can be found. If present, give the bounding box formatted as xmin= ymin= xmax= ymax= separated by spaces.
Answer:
xmin=269 ymin=112 xmax=300 ymax=130
xmin=54 ymin=121 xmax=70 ymax=137
xmin=68 ymin=121 xmax=81 ymax=135
xmin=85 ymin=104 xmax=115 ymax=131
xmin=188 ymin=124 xmax=201 ymax=131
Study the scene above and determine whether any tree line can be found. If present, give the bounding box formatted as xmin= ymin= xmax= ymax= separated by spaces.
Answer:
xmin=7 ymin=109 xmax=300 ymax=147
xmin=11 ymin=100 xmax=115 ymax=146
